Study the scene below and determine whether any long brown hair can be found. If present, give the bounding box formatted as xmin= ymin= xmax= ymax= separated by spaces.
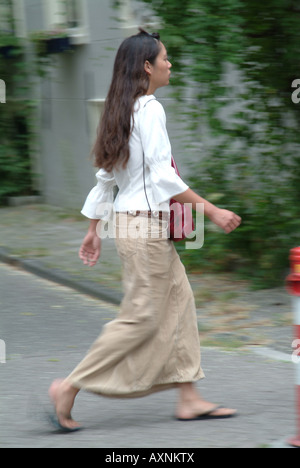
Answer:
xmin=92 ymin=28 xmax=161 ymax=171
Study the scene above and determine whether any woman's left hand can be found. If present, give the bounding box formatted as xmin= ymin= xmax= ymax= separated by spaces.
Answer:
xmin=210 ymin=208 xmax=242 ymax=234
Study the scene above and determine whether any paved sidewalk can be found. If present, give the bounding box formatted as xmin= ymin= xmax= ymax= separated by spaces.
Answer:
xmin=0 ymin=262 xmax=297 ymax=448
xmin=0 ymin=204 xmax=294 ymax=353
xmin=0 ymin=204 xmax=298 ymax=448
xmin=0 ymin=204 xmax=123 ymax=303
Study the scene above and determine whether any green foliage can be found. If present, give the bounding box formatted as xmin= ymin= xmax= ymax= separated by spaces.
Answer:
xmin=139 ymin=0 xmax=300 ymax=287
xmin=0 ymin=29 xmax=37 ymax=204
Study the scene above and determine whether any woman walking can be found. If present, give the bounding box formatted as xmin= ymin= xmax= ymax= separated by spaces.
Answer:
xmin=49 ymin=29 xmax=241 ymax=432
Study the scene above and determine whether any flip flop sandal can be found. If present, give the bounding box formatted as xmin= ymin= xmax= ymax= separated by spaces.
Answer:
xmin=175 ymin=405 xmax=237 ymax=421
xmin=47 ymin=412 xmax=83 ymax=433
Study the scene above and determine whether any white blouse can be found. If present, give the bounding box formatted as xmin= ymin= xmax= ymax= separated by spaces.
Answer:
xmin=81 ymin=95 xmax=189 ymax=220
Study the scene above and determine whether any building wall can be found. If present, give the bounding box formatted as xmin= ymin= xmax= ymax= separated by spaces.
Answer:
xmin=22 ymin=0 xmax=193 ymax=211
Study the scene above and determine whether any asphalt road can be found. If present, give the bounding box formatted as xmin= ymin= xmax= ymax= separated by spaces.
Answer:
xmin=0 ymin=263 xmax=297 ymax=448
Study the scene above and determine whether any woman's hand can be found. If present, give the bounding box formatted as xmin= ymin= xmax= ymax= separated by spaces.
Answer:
xmin=209 ymin=208 xmax=242 ymax=234
xmin=79 ymin=231 xmax=101 ymax=267
xmin=173 ymin=189 xmax=242 ymax=234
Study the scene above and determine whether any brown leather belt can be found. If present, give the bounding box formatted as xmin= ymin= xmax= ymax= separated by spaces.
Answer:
xmin=117 ymin=210 xmax=169 ymax=221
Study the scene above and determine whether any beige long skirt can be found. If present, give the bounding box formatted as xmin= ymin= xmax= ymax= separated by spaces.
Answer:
xmin=66 ymin=213 xmax=204 ymax=398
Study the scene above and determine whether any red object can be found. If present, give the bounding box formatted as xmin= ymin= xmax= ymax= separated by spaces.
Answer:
xmin=287 ymin=384 xmax=300 ymax=448
xmin=286 ymin=248 xmax=300 ymax=296
xmin=290 ymin=247 xmax=300 ymax=275
xmin=286 ymin=274 xmax=300 ymax=297
xmin=287 ymin=247 xmax=300 ymax=448
xmin=169 ymin=156 xmax=195 ymax=242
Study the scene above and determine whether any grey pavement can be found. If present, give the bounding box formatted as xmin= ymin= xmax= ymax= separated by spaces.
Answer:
xmin=0 ymin=204 xmax=299 ymax=448
xmin=0 ymin=204 xmax=295 ymax=353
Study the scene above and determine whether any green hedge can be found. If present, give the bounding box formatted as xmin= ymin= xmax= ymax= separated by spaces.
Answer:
xmin=0 ymin=33 xmax=36 ymax=204
xmin=138 ymin=0 xmax=300 ymax=288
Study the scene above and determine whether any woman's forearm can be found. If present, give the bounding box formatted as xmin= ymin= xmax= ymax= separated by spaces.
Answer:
xmin=173 ymin=188 xmax=242 ymax=234
xmin=173 ymin=189 xmax=217 ymax=220
xmin=88 ymin=219 xmax=101 ymax=234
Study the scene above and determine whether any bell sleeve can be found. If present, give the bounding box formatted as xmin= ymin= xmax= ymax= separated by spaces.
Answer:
xmin=140 ymin=99 xmax=189 ymax=205
xmin=81 ymin=168 xmax=116 ymax=220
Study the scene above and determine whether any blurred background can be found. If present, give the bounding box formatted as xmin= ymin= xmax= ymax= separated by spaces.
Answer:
xmin=1 ymin=0 xmax=300 ymax=289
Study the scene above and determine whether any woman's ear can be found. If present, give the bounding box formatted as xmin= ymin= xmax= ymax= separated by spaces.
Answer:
xmin=144 ymin=60 xmax=152 ymax=76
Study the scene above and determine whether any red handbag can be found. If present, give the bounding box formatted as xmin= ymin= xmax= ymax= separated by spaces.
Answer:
xmin=169 ymin=156 xmax=195 ymax=242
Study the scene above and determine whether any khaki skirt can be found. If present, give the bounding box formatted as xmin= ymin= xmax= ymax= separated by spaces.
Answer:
xmin=66 ymin=213 xmax=204 ymax=398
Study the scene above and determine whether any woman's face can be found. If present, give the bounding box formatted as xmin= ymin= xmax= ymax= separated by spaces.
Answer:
xmin=145 ymin=43 xmax=172 ymax=93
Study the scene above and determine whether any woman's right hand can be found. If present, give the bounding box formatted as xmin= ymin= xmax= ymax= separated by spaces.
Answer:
xmin=79 ymin=231 xmax=101 ymax=267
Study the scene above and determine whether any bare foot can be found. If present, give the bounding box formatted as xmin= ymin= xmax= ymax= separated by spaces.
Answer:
xmin=176 ymin=383 xmax=236 ymax=420
xmin=48 ymin=379 xmax=81 ymax=430
xmin=176 ymin=399 xmax=237 ymax=420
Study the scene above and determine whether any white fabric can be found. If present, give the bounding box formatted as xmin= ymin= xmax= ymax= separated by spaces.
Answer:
xmin=81 ymin=95 xmax=189 ymax=220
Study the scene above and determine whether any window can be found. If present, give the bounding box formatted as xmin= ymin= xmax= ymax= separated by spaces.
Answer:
xmin=118 ymin=0 xmax=160 ymax=37
xmin=44 ymin=0 xmax=89 ymax=44
xmin=118 ymin=0 xmax=140 ymax=37
xmin=65 ymin=0 xmax=81 ymax=29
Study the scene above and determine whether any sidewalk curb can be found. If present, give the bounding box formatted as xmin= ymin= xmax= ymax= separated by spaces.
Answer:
xmin=0 ymin=247 xmax=123 ymax=306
